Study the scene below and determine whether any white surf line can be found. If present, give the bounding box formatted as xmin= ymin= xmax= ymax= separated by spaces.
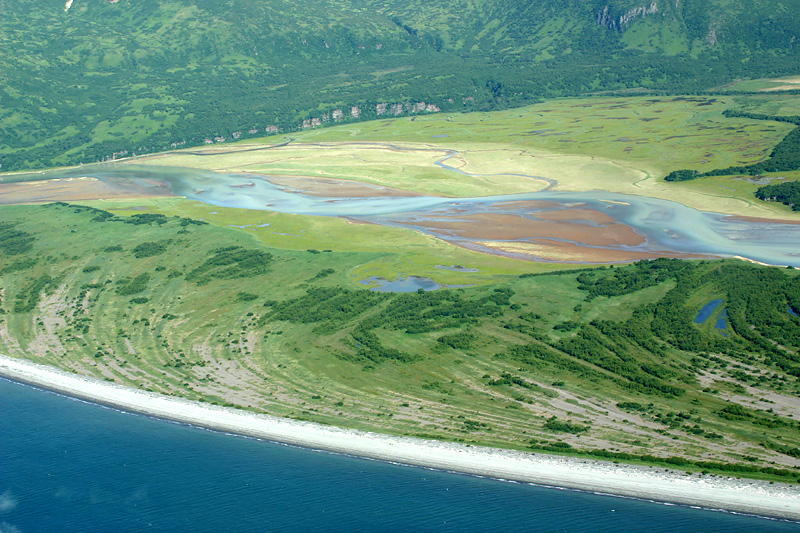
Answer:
xmin=1 ymin=354 xmax=798 ymax=521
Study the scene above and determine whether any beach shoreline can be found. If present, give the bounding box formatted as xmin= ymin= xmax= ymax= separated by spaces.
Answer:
xmin=1 ymin=354 xmax=798 ymax=521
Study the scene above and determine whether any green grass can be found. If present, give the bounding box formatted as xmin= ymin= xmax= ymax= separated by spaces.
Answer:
xmin=668 ymin=170 xmax=800 ymax=216
xmin=728 ymin=91 xmax=800 ymax=117
xmin=289 ymin=95 xmax=792 ymax=176
xmin=714 ymin=76 xmax=800 ymax=94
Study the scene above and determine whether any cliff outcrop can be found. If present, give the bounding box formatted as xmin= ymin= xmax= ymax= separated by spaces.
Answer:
xmin=597 ymin=1 xmax=660 ymax=32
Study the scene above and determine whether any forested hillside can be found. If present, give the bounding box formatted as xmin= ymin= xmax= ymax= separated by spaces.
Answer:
xmin=1 ymin=0 xmax=799 ymax=171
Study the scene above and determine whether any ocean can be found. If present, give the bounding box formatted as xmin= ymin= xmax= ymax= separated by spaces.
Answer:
xmin=1 ymin=377 xmax=796 ymax=532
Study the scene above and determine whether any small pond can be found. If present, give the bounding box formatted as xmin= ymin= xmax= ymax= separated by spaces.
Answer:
xmin=359 ymin=276 xmax=440 ymax=292
xmin=694 ymin=299 xmax=723 ymax=324
xmin=715 ymin=308 xmax=728 ymax=330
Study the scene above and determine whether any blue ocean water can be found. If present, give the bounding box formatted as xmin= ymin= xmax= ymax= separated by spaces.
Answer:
xmin=1 ymin=377 xmax=797 ymax=532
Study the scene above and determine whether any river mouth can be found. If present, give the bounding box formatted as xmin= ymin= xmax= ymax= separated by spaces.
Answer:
xmin=4 ymin=163 xmax=800 ymax=266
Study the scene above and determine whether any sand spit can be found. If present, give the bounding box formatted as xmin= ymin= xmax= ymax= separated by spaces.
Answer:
xmin=1 ymin=354 xmax=798 ymax=521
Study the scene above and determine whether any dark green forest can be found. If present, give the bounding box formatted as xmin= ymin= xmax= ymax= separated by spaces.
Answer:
xmin=2 ymin=0 xmax=800 ymax=170
xmin=756 ymin=181 xmax=800 ymax=211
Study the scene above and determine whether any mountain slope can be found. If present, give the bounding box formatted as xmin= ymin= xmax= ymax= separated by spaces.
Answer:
xmin=1 ymin=0 xmax=798 ymax=170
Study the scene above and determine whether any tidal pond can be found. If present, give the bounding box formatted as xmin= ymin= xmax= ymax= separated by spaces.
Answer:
xmin=359 ymin=276 xmax=440 ymax=292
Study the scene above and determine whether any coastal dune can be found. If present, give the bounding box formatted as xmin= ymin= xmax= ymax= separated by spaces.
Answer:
xmin=1 ymin=354 xmax=798 ymax=521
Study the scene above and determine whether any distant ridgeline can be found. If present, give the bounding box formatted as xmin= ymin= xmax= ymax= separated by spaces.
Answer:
xmin=664 ymin=110 xmax=800 ymax=182
xmin=1 ymin=0 xmax=800 ymax=170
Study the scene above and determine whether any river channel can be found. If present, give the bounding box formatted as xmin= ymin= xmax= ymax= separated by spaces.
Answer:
xmin=5 ymin=163 xmax=800 ymax=266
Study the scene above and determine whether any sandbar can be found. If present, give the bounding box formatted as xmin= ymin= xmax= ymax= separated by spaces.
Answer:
xmin=1 ymin=354 xmax=798 ymax=521
xmin=395 ymin=212 xmax=646 ymax=247
xmin=264 ymin=175 xmax=423 ymax=198
xmin=476 ymin=240 xmax=709 ymax=263
xmin=0 ymin=177 xmax=173 ymax=204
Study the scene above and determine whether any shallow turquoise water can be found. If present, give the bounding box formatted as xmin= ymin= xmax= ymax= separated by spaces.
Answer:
xmin=1 ymin=377 xmax=798 ymax=532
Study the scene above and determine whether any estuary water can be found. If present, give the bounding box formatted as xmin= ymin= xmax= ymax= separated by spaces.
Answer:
xmin=8 ymin=163 xmax=800 ymax=266
xmin=2 ymin=377 xmax=798 ymax=532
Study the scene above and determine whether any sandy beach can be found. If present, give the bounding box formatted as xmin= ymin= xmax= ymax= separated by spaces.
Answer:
xmin=1 ymin=354 xmax=798 ymax=521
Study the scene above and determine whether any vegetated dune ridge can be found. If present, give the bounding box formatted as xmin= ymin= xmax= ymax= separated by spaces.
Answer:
xmin=2 ymin=354 xmax=799 ymax=522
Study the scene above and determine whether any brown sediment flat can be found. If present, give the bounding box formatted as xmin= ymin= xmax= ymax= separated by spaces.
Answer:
xmin=534 ymin=208 xmax=617 ymax=224
xmin=424 ymin=207 xmax=473 ymax=216
xmin=724 ymin=214 xmax=800 ymax=225
xmin=488 ymin=200 xmax=563 ymax=210
xmin=0 ymin=177 xmax=174 ymax=205
xmin=476 ymin=239 xmax=709 ymax=263
xmin=397 ymin=213 xmax=646 ymax=247
xmin=263 ymin=175 xmax=422 ymax=198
